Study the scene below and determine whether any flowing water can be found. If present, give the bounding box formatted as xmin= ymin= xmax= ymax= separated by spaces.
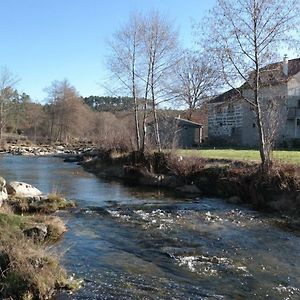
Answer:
xmin=0 ymin=155 xmax=299 ymax=299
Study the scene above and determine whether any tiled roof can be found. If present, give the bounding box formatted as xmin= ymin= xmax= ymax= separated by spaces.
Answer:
xmin=210 ymin=58 xmax=300 ymax=104
xmin=209 ymin=88 xmax=241 ymax=104
xmin=262 ymin=57 xmax=300 ymax=77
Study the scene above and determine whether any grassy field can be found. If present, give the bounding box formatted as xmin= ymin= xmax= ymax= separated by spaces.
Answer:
xmin=176 ymin=149 xmax=300 ymax=165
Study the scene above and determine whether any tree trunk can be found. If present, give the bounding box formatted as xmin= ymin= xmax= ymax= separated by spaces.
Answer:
xmin=141 ymin=60 xmax=152 ymax=153
xmin=254 ymin=70 xmax=271 ymax=173
xmin=151 ymin=83 xmax=161 ymax=152
xmin=253 ymin=16 xmax=271 ymax=173
xmin=131 ymin=33 xmax=141 ymax=151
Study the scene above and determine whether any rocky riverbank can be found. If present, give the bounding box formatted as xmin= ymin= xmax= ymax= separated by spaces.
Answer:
xmin=0 ymin=176 xmax=80 ymax=299
xmin=0 ymin=140 xmax=99 ymax=158
xmin=81 ymin=150 xmax=300 ymax=216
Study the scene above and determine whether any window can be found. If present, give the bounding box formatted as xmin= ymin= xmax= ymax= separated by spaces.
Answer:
xmin=219 ymin=122 xmax=223 ymax=127
xmin=298 ymin=100 xmax=300 ymax=108
xmin=216 ymin=106 xmax=222 ymax=113
xmin=297 ymin=119 xmax=300 ymax=126
xmin=231 ymin=127 xmax=235 ymax=134
xmin=253 ymin=123 xmax=256 ymax=128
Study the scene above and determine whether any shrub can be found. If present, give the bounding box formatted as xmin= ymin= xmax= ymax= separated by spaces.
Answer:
xmin=166 ymin=154 xmax=206 ymax=180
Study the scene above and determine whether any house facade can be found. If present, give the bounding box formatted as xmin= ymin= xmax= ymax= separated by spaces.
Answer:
xmin=208 ymin=57 xmax=300 ymax=147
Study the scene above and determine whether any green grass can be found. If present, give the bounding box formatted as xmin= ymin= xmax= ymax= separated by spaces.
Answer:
xmin=176 ymin=149 xmax=300 ymax=165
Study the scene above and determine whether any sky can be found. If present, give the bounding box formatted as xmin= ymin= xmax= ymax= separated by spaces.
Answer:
xmin=0 ymin=0 xmax=215 ymax=102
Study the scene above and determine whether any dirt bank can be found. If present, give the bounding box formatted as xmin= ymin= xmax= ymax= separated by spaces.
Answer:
xmin=81 ymin=150 xmax=300 ymax=216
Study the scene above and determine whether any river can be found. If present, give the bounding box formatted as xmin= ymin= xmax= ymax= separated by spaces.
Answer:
xmin=0 ymin=155 xmax=299 ymax=299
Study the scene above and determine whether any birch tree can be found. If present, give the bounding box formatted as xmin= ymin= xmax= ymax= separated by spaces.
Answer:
xmin=107 ymin=12 xmax=179 ymax=152
xmin=202 ymin=0 xmax=300 ymax=172
xmin=108 ymin=15 xmax=143 ymax=151
xmin=141 ymin=12 xmax=179 ymax=152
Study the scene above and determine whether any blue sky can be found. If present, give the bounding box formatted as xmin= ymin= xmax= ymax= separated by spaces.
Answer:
xmin=0 ymin=0 xmax=215 ymax=102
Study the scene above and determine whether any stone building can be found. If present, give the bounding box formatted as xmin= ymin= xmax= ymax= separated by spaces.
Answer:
xmin=208 ymin=57 xmax=300 ymax=147
xmin=175 ymin=117 xmax=203 ymax=148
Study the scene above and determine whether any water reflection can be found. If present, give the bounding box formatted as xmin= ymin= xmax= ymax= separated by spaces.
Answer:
xmin=0 ymin=155 xmax=299 ymax=299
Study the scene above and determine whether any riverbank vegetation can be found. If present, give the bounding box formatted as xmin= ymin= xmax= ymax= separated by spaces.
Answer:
xmin=0 ymin=194 xmax=79 ymax=299
xmin=8 ymin=193 xmax=75 ymax=215
xmin=81 ymin=149 xmax=300 ymax=216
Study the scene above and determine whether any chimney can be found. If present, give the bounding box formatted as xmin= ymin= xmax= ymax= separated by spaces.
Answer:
xmin=283 ymin=54 xmax=289 ymax=76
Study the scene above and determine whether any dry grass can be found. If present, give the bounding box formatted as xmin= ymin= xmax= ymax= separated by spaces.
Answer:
xmin=8 ymin=193 xmax=75 ymax=214
xmin=33 ymin=215 xmax=67 ymax=241
xmin=0 ymin=194 xmax=78 ymax=299
xmin=0 ymin=204 xmax=80 ymax=299
xmin=0 ymin=218 xmax=68 ymax=299
xmin=166 ymin=154 xmax=206 ymax=178
xmin=0 ymin=203 xmax=14 ymax=215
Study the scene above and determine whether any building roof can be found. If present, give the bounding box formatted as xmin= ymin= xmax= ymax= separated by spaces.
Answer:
xmin=209 ymin=88 xmax=241 ymax=104
xmin=175 ymin=117 xmax=203 ymax=128
xmin=262 ymin=57 xmax=300 ymax=77
xmin=210 ymin=57 xmax=300 ymax=105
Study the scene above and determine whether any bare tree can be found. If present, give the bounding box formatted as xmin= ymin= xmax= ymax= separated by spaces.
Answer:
xmin=107 ymin=14 xmax=143 ymax=151
xmin=0 ymin=67 xmax=19 ymax=140
xmin=107 ymin=11 xmax=179 ymax=153
xmin=141 ymin=11 xmax=179 ymax=152
xmin=45 ymin=80 xmax=89 ymax=143
xmin=23 ymin=102 xmax=46 ymax=142
xmin=202 ymin=0 xmax=300 ymax=171
xmin=172 ymin=50 xmax=218 ymax=119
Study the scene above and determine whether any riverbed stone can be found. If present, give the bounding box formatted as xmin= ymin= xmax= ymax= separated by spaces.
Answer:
xmin=23 ymin=224 xmax=48 ymax=242
xmin=228 ymin=196 xmax=242 ymax=204
xmin=176 ymin=184 xmax=201 ymax=194
xmin=7 ymin=181 xmax=43 ymax=198
xmin=0 ymin=176 xmax=8 ymax=207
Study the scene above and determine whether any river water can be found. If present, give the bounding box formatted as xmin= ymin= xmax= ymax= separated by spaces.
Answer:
xmin=0 ymin=155 xmax=299 ymax=299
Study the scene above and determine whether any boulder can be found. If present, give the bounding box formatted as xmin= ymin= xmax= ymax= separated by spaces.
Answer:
xmin=0 ymin=176 xmax=8 ymax=206
xmin=0 ymin=176 xmax=6 ymax=188
xmin=23 ymin=224 xmax=48 ymax=242
xmin=176 ymin=184 xmax=202 ymax=195
xmin=7 ymin=181 xmax=42 ymax=198
xmin=228 ymin=196 xmax=242 ymax=204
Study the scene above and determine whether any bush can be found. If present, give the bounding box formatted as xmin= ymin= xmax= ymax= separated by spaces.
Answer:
xmin=166 ymin=154 xmax=206 ymax=180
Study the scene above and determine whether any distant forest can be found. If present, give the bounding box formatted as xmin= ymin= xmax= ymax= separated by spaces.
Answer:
xmin=83 ymin=96 xmax=136 ymax=112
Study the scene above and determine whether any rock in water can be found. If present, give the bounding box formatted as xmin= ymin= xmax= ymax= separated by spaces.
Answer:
xmin=176 ymin=184 xmax=202 ymax=194
xmin=0 ymin=176 xmax=8 ymax=207
xmin=7 ymin=181 xmax=42 ymax=198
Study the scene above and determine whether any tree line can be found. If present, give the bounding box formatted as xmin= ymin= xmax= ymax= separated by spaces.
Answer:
xmin=0 ymin=73 xmax=138 ymax=150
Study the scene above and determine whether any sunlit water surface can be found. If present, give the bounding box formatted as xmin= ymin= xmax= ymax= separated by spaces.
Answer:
xmin=0 ymin=155 xmax=299 ymax=299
